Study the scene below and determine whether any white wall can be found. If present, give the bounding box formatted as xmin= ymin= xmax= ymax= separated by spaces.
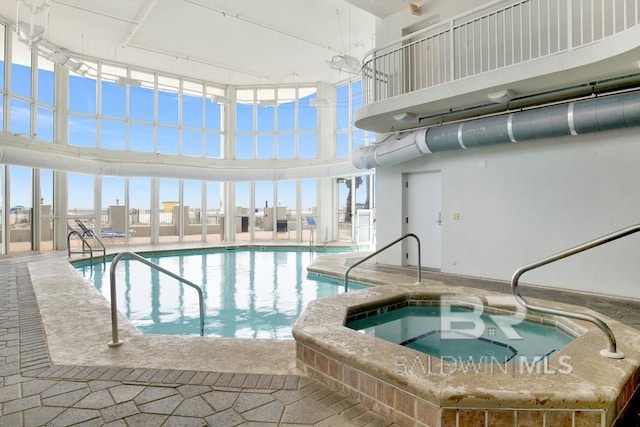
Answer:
xmin=376 ymin=127 xmax=640 ymax=299
xmin=375 ymin=0 xmax=485 ymax=45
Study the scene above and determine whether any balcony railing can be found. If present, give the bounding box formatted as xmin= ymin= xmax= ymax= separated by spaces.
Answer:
xmin=362 ymin=0 xmax=640 ymax=104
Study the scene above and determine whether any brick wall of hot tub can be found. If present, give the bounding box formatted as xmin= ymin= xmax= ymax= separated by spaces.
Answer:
xmin=296 ymin=341 xmax=608 ymax=427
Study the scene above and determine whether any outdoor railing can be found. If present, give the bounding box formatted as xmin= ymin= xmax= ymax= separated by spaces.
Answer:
xmin=362 ymin=0 xmax=640 ymax=104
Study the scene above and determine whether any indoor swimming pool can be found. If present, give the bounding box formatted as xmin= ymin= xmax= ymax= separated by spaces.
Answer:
xmin=75 ymin=247 xmax=363 ymax=339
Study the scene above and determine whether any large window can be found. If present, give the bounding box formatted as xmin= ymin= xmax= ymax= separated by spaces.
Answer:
xmin=10 ymin=31 xmax=32 ymax=136
xmin=336 ymin=80 xmax=369 ymax=157
xmin=0 ymin=30 xmax=368 ymax=248
xmin=235 ymin=86 xmax=318 ymax=160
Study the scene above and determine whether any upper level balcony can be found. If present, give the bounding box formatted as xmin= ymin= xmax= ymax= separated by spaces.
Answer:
xmin=355 ymin=0 xmax=640 ymax=133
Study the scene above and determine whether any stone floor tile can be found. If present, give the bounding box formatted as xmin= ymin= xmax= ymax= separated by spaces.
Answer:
xmin=273 ymin=389 xmax=306 ymax=405
xmin=241 ymin=399 xmax=285 ymax=423
xmin=137 ymin=393 xmax=183 ymax=415
xmin=233 ymin=392 xmax=276 ymax=413
xmin=200 ymin=372 xmax=221 ymax=386
xmin=109 ymin=384 xmax=145 ymax=404
xmin=88 ymin=380 xmax=121 ymax=391
xmin=162 ymin=415 xmax=208 ymax=426
xmin=0 ymin=383 xmax=20 ymax=403
xmin=280 ymin=397 xmax=335 ymax=425
xmin=173 ymin=395 xmax=216 ymax=418
xmin=133 ymin=386 xmax=178 ymax=405
xmin=149 ymin=369 xmax=171 ymax=383
xmin=102 ymin=420 xmax=127 ymax=427
xmin=215 ymin=372 xmax=234 ymax=387
xmin=317 ymin=391 xmax=347 ymax=408
xmin=176 ymin=371 xmax=196 ymax=384
xmin=177 ymin=384 xmax=211 ymax=399
xmin=42 ymin=388 xmax=91 ymax=407
xmin=20 ymin=379 xmax=56 ymax=397
xmin=123 ymin=413 xmax=169 ymax=426
xmin=204 ymin=408 xmax=245 ymax=426
xmin=338 ymin=403 xmax=369 ymax=421
xmin=201 ymin=390 xmax=239 ymax=412
xmin=100 ymin=401 xmax=139 ymax=423
xmin=0 ymin=411 xmax=22 ymax=426
xmin=2 ymin=394 xmax=41 ymax=414
xmin=21 ymin=405 xmax=65 ymax=427
xmin=47 ymin=407 xmax=101 ymax=427
xmin=270 ymin=375 xmax=286 ymax=390
xmin=351 ymin=410 xmax=394 ymax=426
xmin=188 ymin=371 xmax=209 ymax=385
xmin=40 ymin=380 xmax=88 ymax=398
xmin=75 ymin=389 xmax=116 ymax=409
xmin=161 ymin=370 xmax=183 ymax=384
xmin=229 ymin=373 xmax=247 ymax=388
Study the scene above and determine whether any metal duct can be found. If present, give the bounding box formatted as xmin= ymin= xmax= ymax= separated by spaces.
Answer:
xmin=351 ymin=129 xmax=429 ymax=169
xmin=351 ymin=91 xmax=640 ymax=169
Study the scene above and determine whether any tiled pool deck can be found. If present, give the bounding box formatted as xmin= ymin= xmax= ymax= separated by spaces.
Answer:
xmin=0 ymin=249 xmax=638 ymax=426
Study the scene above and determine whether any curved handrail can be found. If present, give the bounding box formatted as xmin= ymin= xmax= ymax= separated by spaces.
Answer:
xmin=67 ymin=229 xmax=104 ymax=267
xmin=510 ymin=225 xmax=640 ymax=359
xmin=345 ymin=233 xmax=421 ymax=292
xmin=108 ymin=251 xmax=205 ymax=347
xmin=80 ymin=230 xmax=107 ymax=256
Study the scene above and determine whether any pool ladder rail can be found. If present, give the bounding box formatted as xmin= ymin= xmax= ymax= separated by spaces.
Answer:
xmin=510 ymin=224 xmax=640 ymax=360
xmin=107 ymin=251 xmax=205 ymax=347
xmin=344 ymin=233 xmax=421 ymax=292
xmin=67 ymin=225 xmax=106 ymax=268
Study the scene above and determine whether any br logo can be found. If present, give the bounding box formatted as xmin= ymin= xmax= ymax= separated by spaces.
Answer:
xmin=439 ymin=295 xmax=526 ymax=340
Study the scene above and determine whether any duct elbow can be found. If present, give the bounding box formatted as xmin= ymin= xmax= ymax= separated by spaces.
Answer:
xmin=351 ymin=145 xmax=378 ymax=169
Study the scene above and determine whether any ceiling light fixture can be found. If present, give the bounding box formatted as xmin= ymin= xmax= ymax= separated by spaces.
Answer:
xmin=326 ymin=54 xmax=361 ymax=74
xmin=15 ymin=0 xmax=51 ymax=47
xmin=46 ymin=50 xmax=87 ymax=75
xmin=309 ymin=98 xmax=335 ymax=107
xmin=393 ymin=112 xmax=417 ymax=122
xmin=209 ymin=94 xmax=231 ymax=105
xmin=488 ymin=89 xmax=516 ymax=104
xmin=258 ymin=100 xmax=278 ymax=108
xmin=116 ymin=77 xmax=142 ymax=87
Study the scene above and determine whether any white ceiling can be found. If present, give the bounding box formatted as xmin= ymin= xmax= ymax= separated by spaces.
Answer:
xmin=0 ymin=0 xmax=407 ymax=86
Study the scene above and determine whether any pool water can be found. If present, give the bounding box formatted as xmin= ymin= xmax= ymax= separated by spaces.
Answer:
xmin=346 ymin=306 xmax=574 ymax=363
xmin=75 ymin=248 xmax=361 ymax=339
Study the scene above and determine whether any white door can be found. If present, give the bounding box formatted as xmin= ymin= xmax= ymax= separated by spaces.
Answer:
xmin=406 ymin=172 xmax=441 ymax=269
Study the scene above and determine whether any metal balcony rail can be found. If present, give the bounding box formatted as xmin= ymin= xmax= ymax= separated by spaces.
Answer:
xmin=510 ymin=224 xmax=640 ymax=359
xmin=107 ymin=251 xmax=205 ymax=347
xmin=345 ymin=233 xmax=421 ymax=292
xmin=362 ymin=0 xmax=640 ymax=104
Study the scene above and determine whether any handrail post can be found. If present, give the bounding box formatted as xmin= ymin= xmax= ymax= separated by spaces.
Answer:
xmin=345 ymin=233 xmax=422 ymax=292
xmin=510 ymin=224 xmax=640 ymax=359
xmin=108 ymin=252 xmax=125 ymax=347
xmin=108 ymin=251 xmax=206 ymax=348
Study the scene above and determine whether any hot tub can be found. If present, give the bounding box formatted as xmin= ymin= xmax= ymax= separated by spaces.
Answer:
xmin=293 ymin=283 xmax=640 ymax=427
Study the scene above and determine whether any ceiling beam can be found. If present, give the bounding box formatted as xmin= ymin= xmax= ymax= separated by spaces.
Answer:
xmin=122 ymin=0 xmax=158 ymax=47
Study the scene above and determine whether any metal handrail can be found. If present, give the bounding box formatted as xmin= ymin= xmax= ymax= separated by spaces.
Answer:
xmin=510 ymin=225 xmax=640 ymax=360
xmin=107 ymin=251 xmax=205 ymax=347
xmin=75 ymin=219 xmax=107 ymax=255
xmin=345 ymin=233 xmax=421 ymax=292
xmin=67 ymin=229 xmax=105 ymax=268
